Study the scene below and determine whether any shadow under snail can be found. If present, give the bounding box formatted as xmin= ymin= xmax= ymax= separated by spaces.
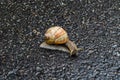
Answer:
xmin=40 ymin=26 xmax=82 ymax=56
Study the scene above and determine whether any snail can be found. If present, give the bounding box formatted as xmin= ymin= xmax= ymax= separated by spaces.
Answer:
xmin=40 ymin=26 xmax=82 ymax=56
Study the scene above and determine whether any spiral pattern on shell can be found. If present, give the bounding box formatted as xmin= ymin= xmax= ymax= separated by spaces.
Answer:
xmin=45 ymin=26 xmax=69 ymax=44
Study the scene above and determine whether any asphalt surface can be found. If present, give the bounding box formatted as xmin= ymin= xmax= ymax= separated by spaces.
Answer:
xmin=0 ymin=0 xmax=120 ymax=80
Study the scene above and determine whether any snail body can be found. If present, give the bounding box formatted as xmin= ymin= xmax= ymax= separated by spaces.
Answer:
xmin=44 ymin=26 xmax=79 ymax=56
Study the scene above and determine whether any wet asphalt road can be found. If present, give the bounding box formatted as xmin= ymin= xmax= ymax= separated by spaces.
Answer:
xmin=0 ymin=0 xmax=120 ymax=80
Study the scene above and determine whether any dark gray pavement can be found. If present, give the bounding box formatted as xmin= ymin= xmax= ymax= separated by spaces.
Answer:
xmin=0 ymin=0 xmax=120 ymax=80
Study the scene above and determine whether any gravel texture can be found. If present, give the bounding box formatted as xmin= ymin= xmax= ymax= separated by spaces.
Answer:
xmin=0 ymin=0 xmax=120 ymax=80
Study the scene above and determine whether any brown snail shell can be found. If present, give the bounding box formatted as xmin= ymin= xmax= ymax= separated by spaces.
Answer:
xmin=40 ymin=26 xmax=82 ymax=56
xmin=45 ymin=26 xmax=69 ymax=44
